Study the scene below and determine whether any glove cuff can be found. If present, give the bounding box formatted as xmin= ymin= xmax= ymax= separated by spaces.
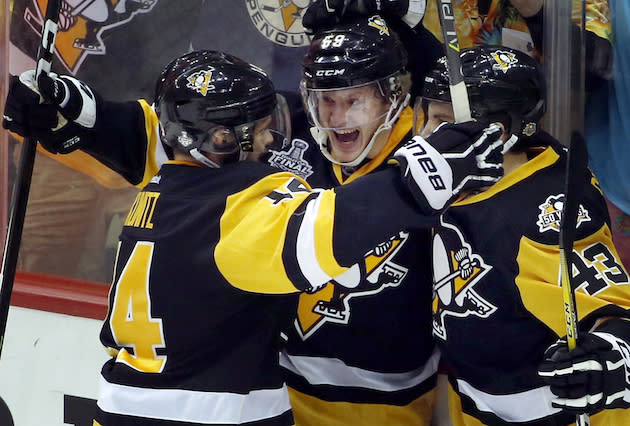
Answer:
xmin=60 ymin=75 xmax=98 ymax=128
xmin=591 ymin=331 xmax=630 ymax=367
xmin=18 ymin=70 xmax=41 ymax=96
xmin=395 ymin=135 xmax=454 ymax=211
xmin=592 ymin=330 xmax=630 ymax=406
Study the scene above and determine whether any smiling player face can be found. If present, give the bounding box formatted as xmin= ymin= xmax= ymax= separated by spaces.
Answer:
xmin=314 ymin=84 xmax=390 ymax=164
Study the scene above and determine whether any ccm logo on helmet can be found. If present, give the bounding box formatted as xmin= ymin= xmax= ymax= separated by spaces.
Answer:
xmin=407 ymin=141 xmax=447 ymax=191
xmin=315 ymin=69 xmax=346 ymax=77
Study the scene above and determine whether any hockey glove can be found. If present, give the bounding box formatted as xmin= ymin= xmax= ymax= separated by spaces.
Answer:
xmin=2 ymin=69 xmax=97 ymax=154
xmin=391 ymin=121 xmax=503 ymax=215
xmin=302 ymin=0 xmax=424 ymax=34
xmin=538 ymin=332 xmax=630 ymax=414
xmin=302 ymin=0 xmax=376 ymax=34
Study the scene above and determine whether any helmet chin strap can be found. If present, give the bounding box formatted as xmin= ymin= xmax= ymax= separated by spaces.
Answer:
xmin=502 ymin=134 xmax=519 ymax=154
xmin=315 ymin=92 xmax=411 ymax=167
xmin=190 ymin=148 xmax=221 ymax=168
xmin=189 ymin=145 xmax=249 ymax=168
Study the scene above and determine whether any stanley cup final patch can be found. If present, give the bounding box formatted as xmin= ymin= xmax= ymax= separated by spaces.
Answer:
xmin=267 ymin=138 xmax=314 ymax=179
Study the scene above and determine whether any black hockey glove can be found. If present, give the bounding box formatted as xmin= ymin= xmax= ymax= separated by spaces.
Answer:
xmin=391 ymin=121 xmax=503 ymax=215
xmin=2 ymin=70 xmax=98 ymax=154
xmin=302 ymin=0 xmax=424 ymax=34
xmin=302 ymin=0 xmax=376 ymax=34
xmin=538 ymin=331 xmax=630 ymax=414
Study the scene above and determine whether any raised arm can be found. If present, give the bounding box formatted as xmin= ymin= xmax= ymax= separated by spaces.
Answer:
xmin=3 ymin=70 xmax=164 ymax=186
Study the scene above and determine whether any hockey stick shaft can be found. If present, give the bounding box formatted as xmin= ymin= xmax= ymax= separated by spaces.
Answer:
xmin=559 ymin=137 xmax=585 ymax=351
xmin=559 ymin=136 xmax=586 ymax=353
xmin=436 ymin=0 xmax=472 ymax=123
xmin=558 ymin=1 xmax=589 ymax=424
xmin=0 ymin=0 xmax=62 ymax=360
xmin=559 ymin=131 xmax=590 ymax=426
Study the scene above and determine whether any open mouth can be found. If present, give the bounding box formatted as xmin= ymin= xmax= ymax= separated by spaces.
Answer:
xmin=333 ymin=128 xmax=360 ymax=144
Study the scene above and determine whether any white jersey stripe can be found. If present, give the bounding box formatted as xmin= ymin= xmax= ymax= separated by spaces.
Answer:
xmin=296 ymin=192 xmax=333 ymax=290
xmin=279 ymin=347 xmax=440 ymax=392
xmin=456 ymin=378 xmax=561 ymax=422
xmin=97 ymin=375 xmax=292 ymax=424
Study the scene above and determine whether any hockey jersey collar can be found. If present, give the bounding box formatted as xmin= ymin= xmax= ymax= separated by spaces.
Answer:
xmin=163 ymin=160 xmax=205 ymax=167
xmin=454 ymin=144 xmax=560 ymax=206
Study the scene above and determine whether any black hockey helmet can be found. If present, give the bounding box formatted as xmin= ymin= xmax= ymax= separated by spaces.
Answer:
xmin=300 ymin=15 xmax=412 ymax=166
xmin=154 ymin=50 xmax=290 ymax=166
xmin=302 ymin=14 xmax=408 ymax=90
xmin=422 ymin=45 xmax=546 ymax=137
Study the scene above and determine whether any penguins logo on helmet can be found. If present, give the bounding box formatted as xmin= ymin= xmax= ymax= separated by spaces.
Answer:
xmin=367 ymin=15 xmax=390 ymax=35
xmin=186 ymin=69 xmax=216 ymax=96
xmin=490 ymin=50 xmax=519 ymax=74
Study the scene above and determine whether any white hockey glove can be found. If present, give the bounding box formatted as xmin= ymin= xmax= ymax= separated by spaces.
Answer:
xmin=538 ymin=331 xmax=630 ymax=414
xmin=2 ymin=69 xmax=97 ymax=154
xmin=302 ymin=0 xmax=425 ymax=34
xmin=391 ymin=121 xmax=503 ymax=215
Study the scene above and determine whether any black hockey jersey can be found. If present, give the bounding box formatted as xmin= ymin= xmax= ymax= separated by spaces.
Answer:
xmin=85 ymin=100 xmax=438 ymax=425
xmin=431 ymin=133 xmax=630 ymax=425
xmin=273 ymin=108 xmax=438 ymax=425
xmin=95 ymin=158 xmax=433 ymax=426
xmin=81 ymin=99 xmax=440 ymax=425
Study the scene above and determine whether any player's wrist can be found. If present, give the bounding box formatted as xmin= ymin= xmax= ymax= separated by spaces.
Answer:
xmin=392 ymin=135 xmax=455 ymax=215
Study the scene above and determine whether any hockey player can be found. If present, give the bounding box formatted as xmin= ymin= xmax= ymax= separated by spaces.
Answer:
xmin=272 ymin=15 xmax=442 ymax=425
xmin=2 ymin=50 xmax=505 ymax=425
xmin=418 ymin=45 xmax=630 ymax=424
xmin=3 ymin=15 xmax=450 ymax=425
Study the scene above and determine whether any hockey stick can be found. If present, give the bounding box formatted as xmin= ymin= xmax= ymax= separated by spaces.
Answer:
xmin=436 ymin=0 xmax=472 ymax=123
xmin=0 ymin=0 xmax=62 ymax=360
xmin=559 ymin=132 xmax=589 ymax=426
xmin=558 ymin=1 xmax=589 ymax=424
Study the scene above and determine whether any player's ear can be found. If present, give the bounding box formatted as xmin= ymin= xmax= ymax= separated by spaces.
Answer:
xmin=494 ymin=122 xmax=508 ymax=139
xmin=500 ymin=126 xmax=516 ymax=145
xmin=485 ymin=120 xmax=510 ymax=143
